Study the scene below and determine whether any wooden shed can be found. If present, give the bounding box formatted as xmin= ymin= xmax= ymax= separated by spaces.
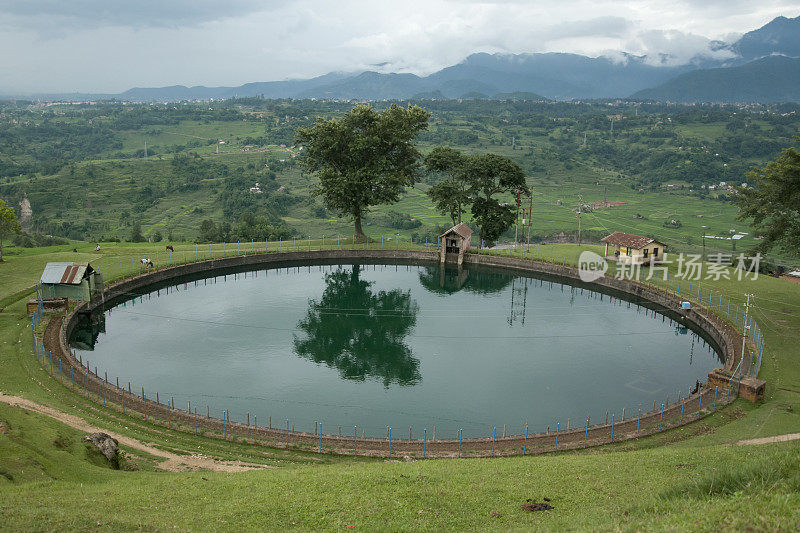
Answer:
xmin=39 ymin=262 xmax=103 ymax=302
xmin=601 ymin=232 xmax=665 ymax=265
xmin=439 ymin=223 xmax=473 ymax=265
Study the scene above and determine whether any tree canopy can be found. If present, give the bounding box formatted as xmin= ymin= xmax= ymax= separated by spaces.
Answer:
xmin=424 ymin=148 xmax=526 ymax=244
xmin=734 ymin=145 xmax=800 ymax=256
xmin=0 ymin=199 xmax=21 ymax=261
xmin=296 ymin=104 xmax=430 ymax=239
xmin=424 ymin=146 xmax=470 ymax=225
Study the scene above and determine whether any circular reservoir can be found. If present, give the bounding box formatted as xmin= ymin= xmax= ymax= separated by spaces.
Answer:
xmin=71 ymin=260 xmax=722 ymax=438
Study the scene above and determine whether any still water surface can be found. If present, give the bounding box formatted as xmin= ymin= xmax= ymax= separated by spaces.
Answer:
xmin=72 ymin=261 xmax=722 ymax=438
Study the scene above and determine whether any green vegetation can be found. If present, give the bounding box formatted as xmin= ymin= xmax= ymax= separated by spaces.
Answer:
xmin=424 ymin=147 xmax=526 ymax=243
xmin=1 ymin=242 xmax=800 ymax=529
xmin=735 ymin=145 xmax=800 ymax=256
xmin=1 ymin=98 xmax=799 ymax=265
xmin=1 ymin=96 xmax=800 ymax=529
xmin=297 ymin=104 xmax=430 ymax=239
xmin=0 ymin=198 xmax=21 ymax=261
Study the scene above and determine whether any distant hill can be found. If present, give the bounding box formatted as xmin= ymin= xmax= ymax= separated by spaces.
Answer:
xmin=630 ymin=55 xmax=800 ymax=103
xmin=731 ymin=15 xmax=800 ymax=61
xmin=7 ymin=15 xmax=800 ymax=103
xmin=492 ymin=91 xmax=548 ymax=101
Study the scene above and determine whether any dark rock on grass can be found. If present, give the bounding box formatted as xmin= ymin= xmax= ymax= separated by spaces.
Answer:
xmin=522 ymin=498 xmax=554 ymax=512
xmin=83 ymin=433 xmax=121 ymax=469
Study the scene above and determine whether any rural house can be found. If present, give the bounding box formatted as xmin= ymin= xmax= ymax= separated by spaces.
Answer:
xmin=439 ymin=223 xmax=473 ymax=265
xmin=601 ymin=232 xmax=665 ymax=265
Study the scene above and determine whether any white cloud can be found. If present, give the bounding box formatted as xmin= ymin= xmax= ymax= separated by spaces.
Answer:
xmin=0 ymin=0 xmax=798 ymax=93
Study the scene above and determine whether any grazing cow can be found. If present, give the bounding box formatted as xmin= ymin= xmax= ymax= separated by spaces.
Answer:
xmin=165 ymin=245 xmax=174 ymax=252
xmin=73 ymin=248 xmax=78 ymax=253
xmin=141 ymin=258 xmax=153 ymax=269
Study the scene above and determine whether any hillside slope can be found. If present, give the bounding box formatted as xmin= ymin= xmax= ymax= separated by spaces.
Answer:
xmin=631 ymin=56 xmax=800 ymax=103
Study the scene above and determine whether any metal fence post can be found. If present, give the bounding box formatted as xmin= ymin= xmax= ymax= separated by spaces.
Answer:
xmin=713 ymin=386 xmax=718 ymax=409
xmin=659 ymin=403 xmax=664 ymax=430
xmin=584 ymin=417 xmax=589 ymax=448
xmin=286 ymin=419 xmax=290 ymax=449
xmin=492 ymin=426 xmax=496 ymax=457
xmin=524 ymin=423 xmax=528 ymax=455
xmin=458 ymin=429 xmax=462 ymax=458
xmin=354 ymin=425 xmax=357 ymax=456
xmin=611 ymin=414 xmax=614 ymax=442
xmin=555 ymin=422 xmax=559 ymax=451
xmin=698 ymin=391 xmax=703 ymax=417
xmin=223 ymin=410 xmax=227 ymax=440
xmin=423 ymin=428 xmax=427 ymax=459
xmin=637 ymin=408 xmax=641 ymax=437
xmin=388 ymin=427 xmax=392 ymax=457
xmin=254 ymin=415 xmax=257 ymax=445
xmin=194 ymin=407 xmax=197 ymax=435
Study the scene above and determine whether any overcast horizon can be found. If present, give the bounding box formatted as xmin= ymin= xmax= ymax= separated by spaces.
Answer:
xmin=1 ymin=0 xmax=799 ymax=95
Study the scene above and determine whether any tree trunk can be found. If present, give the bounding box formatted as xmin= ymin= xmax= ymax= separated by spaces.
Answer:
xmin=354 ymin=215 xmax=365 ymax=242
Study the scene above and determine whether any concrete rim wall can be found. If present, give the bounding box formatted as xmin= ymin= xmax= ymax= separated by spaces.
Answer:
xmin=47 ymin=249 xmax=752 ymax=458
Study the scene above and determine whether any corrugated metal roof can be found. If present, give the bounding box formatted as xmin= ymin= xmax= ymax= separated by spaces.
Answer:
xmin=40 ymin=262 xmax=89 ymax=285
xmin=601 ymin=232 xmax=662 ymax=249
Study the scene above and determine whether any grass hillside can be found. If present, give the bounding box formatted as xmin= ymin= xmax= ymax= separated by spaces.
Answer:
xmin=2 ymin=99 xmax=799 ymax=268
xmin=0 ymin=243 xmax=799 ymax=530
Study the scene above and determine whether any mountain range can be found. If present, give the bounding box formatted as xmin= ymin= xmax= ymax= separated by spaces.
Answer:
xmin=10 ymin=15 xmax=800 ymax=103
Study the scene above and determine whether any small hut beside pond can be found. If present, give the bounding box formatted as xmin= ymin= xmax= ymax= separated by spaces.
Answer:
xmin=39 ymin=262 xmax=103 ymax=302
xmin=440 ymin=223 xmax=473 ymax=265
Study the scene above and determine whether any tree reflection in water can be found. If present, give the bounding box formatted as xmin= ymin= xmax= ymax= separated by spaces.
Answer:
xmin=418 ymin=265 xmax=513 ymax=295
xmin=294 ymin=265 xmax=421 ymax=387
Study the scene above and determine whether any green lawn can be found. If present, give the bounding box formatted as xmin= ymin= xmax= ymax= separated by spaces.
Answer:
xmin=1 ymin=243 xmax=799 ymax=530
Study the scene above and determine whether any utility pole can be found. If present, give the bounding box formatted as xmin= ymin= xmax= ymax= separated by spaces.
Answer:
xmin=740 ymin=293 xmax=754 ymax=376
xmin=577 ymin=194 xmax=583 ymax=245
xmin=701 ymin=225 xmax=708 ymax=260
xmin=583 ymin=132 xmax=587 ymax=147
xmin=144 ymin=140 xmax=148 ymax=159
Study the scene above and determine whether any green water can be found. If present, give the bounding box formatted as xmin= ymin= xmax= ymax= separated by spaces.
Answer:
xmin=72 ymin=261 xmax=722 ymax=438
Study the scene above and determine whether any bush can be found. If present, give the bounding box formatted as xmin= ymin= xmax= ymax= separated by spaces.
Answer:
xmin=12 ymin=232 xmax=70 ymax=248
xmin=371 ymin=210 xmax=422 ymax=230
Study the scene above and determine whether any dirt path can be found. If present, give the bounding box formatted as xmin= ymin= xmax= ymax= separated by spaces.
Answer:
xmin=0 ymin=392 xmax=272 ymax=472
xmin=733 ymin=433 xmax=800 ymax=446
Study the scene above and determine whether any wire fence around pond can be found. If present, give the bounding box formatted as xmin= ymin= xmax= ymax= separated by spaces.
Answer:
xmin=57 ymin=235 xmax=763 ymax=380
xmin=29 ymin=245 xmax=758 ymax=458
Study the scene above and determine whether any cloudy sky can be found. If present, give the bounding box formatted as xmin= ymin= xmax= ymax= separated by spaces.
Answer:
xmin=1 ymin=0 xmax=798 ymax=94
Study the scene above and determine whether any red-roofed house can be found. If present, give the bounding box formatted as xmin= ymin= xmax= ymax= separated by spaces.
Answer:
xmin=601 ymin=232 xmax=665 ymax=265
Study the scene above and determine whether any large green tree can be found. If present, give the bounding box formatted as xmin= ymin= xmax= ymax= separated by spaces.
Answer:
xmin=735 ymin=146 xmax=800 ymax=256
xmin=296 ymin=104 xmax=430 ymax=240
xmin=0 ymin=199 xmax=21 ymax=262
xmin=424 ymin=148 xmax=525 ymax=244
xmin=424 ymin=146 xmax=470 ymax=225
